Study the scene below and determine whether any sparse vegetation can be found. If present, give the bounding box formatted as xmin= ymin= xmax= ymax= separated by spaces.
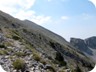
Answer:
xmin=0 ymin=11 xmax=94 ymax=72
xmin=14 ymin=52 xmax=26 ymax=57
xmin=12 ymin=59 xmax=25 ymax=71
xmin=12 ymin=29 xmax=19 ymax=36
xmin=33 ymin=52 xmax=41 ymax=62
xmin=0 ymin=50 xmax=8 ymax=55
xmin=12 ymin=35 xmax=20 ymax=40
xmin=25 ymin=41 xmax=42 ymax=62
xmin=7 ymin=48 xmax=13 ymax=52
xmin=9 ymin=56 xmax=14 ymax=60
xmin=59 ymin=70 xmax=65 ymax=72
xmin=23 ymin=28 xmax=27 ymax=33
xmin=45 ymin=66 xmax=56 ymax=72
xmin=40 ymin=59 xmax=47 ymax=65
xmin=55 ymin=52 xmax=64 ymax=61
xmin=55 ymin=52 xmax=66 ymax=66
xmin=0 ymin=44 xmax=6 ymax=48
xmin=4 ymin=42 xmax=12 ymax=46
xmin=72 ymin=66 xmax=82 ymax=72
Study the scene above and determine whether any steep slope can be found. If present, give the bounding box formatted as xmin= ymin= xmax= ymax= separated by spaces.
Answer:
xmin=0 ymin=10 xmax=95 ymax=72
xmin=85 ymin=36 xmax=96 ymax=49
xmin=70 ymin=38 xmax=93 ymax=55
xmin=70 ymin=37 xmax=96 ymax=63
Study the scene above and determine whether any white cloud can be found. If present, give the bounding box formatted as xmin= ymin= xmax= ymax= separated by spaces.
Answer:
xmin=32 ymin=16 xmax=51 ymax=24
xmin=0 ymin=0 xmax=51 ymax=25
xmin=18 ymin=0 xmax=35 ymax=9
xmin=15 ymin=10 xmax=51 ymax=25
xmin=0 ymin=0 xmax=36 ymax=15
xmin=61 ymin=16 xmax=69 ymax=20
xmin=15 ymin=10 xmax=36 ymax=20
xmin=89 ymin=0 xmax=96 ymax=7
xmin=0 ymin=0 xmax=35 ymax=11
xmin=14 ymin=10 xmax=51 ymax=24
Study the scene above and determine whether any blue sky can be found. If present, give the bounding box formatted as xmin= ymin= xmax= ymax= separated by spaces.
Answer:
xmin=0 ymin=0 xmax=96 ymax=41
xmin=32 ymin=0 xmax=96 ymax=17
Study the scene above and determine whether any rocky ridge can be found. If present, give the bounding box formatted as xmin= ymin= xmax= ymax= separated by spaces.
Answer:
xmin=70 ymin=37 xmax=96 ymax=63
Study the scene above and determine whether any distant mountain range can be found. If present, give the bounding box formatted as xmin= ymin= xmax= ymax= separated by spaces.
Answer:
xmin=70 ymin=36 xmax=96 ymax=63
xmin=0 ymin=10 xmax=95 ymax=72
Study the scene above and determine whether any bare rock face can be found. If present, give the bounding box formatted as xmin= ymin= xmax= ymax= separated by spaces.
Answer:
xmin=70 ymin=37 xmax=96 ymax=63
xmin=70 ymin=38 xmax=93 ymax=55
xmin=85 ymin=36 xmax=96 ymax=49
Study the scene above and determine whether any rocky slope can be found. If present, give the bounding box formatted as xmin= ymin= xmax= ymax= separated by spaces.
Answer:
xmin=70 ymin=37 xmax=96 ymax=63
xmin=0 ymin=10 xmax=95 ymax=72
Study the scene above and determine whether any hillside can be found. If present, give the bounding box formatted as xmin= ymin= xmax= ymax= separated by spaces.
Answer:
xmin=0 ymin=11 xmax=95 ymax=72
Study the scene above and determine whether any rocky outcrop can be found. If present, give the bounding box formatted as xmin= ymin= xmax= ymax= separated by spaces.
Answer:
xmin=70 ymin=38 xmax=93 ymax=55
xmin=70 ymin=37 xmax=96 ymax=62
xmin=85 ymin=36 xmax=96 ymax=49
xmin=0 ymin=33 xmax=56 ymax=72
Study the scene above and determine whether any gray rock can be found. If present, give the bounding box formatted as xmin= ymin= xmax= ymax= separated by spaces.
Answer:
xmin=85 ymin=36 xmax=96 ymax=49
xmin=70 ymin=38 xmax=93 ymax=55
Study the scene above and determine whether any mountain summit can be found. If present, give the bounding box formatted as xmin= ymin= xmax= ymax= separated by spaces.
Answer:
xmin=0 ymin=11 xmax=95 ymax=72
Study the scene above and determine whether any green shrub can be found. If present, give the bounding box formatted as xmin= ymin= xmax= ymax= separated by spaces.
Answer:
xmin=33 ymin=53 xmax=41 ymax=62
xmin=55 ymin=52 xmax=64 ymax=61
xmin=0 ymin=44 xmax=6 ymax=48
xmin=59 ymin=70 xmax=65 ymax=72
xmin=0 ymin=50 xmax=8 ymax=55
xmin=12 ymin=30 xmax=19 ymax=36
xmin=76 ymin=66 xmax=82 ymax=72
xmin=60 ymin=61 xmax=67 ymax=66
xmin=12 ymin=59 xmax=25 ymax=71
xmin=55 ymin=52 xmax=66 ymax=66
xmin=4 ymin=42 xmax=12 ymax=46
xmin=23 ymin=28 xmax=27 ymax=33
xmin=12 ymin=35 xmax=20 ymax=40
xmin=7 ymin=48 xmax=13 ymax=52
xmin=9 ymin=56 xmax=14 ymax=60
xmin=14 ymin=52 xmax=26 ymax=57
xmin=72 ymin=66 xmax=82 ymax=72
xmin=46 ymin=66 xmax=56 ymax=72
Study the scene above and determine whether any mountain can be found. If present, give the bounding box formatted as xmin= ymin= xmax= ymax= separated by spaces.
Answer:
xmin=70 ymin=36 xmax=96 ymax=63
xmin=0 ymin=10 xmax=95 ymax=72
xmin=85 ymin=36 xmax=96 ymax=49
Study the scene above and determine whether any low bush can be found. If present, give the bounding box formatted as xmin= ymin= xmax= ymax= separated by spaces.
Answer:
xmin=12 ymin=35 xmax=20 ymax=40
xmin=0 ymin=50 xmax=8 ymax=55
xmin=14 ymin=52 xmax=26 ymax=57
xmin=55 ymin=52 xmax=67 ymax=66
xmin=33 ymin=52 xmax=41 ymax=62
xmin=12 ymin=59 xmax=25 ymax=71
xmin=0 ymin=44 xmax=6 ymax=48
xmin=72 ymin=66 xmax=82 ymax=72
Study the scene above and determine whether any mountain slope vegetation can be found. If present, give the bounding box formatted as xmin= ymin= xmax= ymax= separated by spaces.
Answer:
xmin=0 ymin=11 xmax=95 ymax=72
